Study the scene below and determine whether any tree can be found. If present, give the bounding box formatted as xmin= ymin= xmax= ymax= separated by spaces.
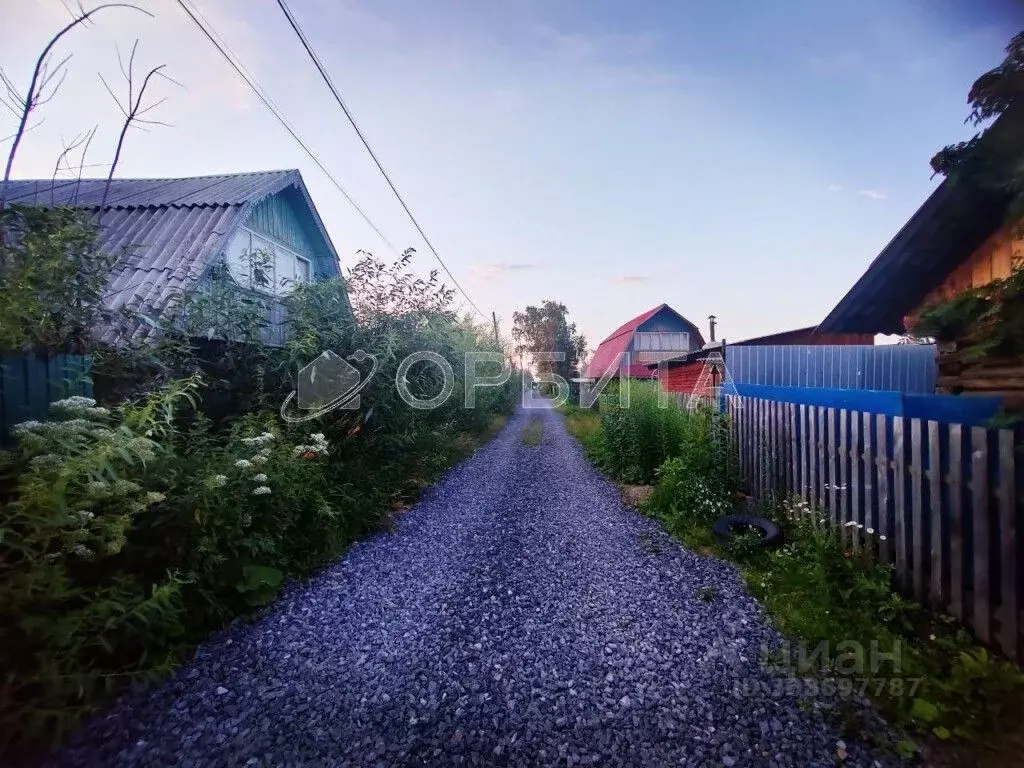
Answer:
xmin=511 ymin=300 xmax=587 ymax=382
xmin=930 ymin=30 xmax=1024 ymax=220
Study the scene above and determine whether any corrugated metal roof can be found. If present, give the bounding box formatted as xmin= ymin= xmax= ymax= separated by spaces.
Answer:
xmin=3 ymin=170 xmax=299 ymax=209
xmin=2 ymin=170 xmax=341 ymax=345
xmin=584 ymin=304 xmax=705 ymax=379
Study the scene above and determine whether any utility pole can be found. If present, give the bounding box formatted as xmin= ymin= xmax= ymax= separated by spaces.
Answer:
xmin=492 ymin=311 xmax=500 ymax=345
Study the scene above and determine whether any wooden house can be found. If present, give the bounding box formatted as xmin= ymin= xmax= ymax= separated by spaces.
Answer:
xmin=3 ymin=169 xmax=347 ymax=347
xmin=584 ymin=304 xmax=705 ymax=380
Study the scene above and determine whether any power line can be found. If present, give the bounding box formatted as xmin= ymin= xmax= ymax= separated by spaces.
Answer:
xmin=274 ymin=0 xmax=487 ymax=321
xmin=174 ymin=0 xmax=399 ymax=256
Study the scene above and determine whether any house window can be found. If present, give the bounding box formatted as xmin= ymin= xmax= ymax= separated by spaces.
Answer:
xmin=225 ymin=228 xmax=313 ymax=295
xmin=634 ymin=332 xmax=690 ymax=352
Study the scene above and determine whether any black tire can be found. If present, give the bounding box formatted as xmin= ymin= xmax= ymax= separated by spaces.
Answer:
xmin=712 ymin=514 xmax=783 ymax=549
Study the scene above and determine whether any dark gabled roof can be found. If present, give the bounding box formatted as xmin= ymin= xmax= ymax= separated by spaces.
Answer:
xmin=817 ymin=113 xmax=1017 ymax=335
xmin=2 ymin=170 xmax=342 ymax=345
xmin=816 ymin=181 xmax=1006 ymax=334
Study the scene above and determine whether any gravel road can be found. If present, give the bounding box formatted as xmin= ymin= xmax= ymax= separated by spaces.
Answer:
xmin=49 ymin=400 xmax=899 ymax=768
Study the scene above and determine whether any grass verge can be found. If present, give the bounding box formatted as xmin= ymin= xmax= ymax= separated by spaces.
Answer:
xmin=521 ymin=415 xmax=544 ymax=446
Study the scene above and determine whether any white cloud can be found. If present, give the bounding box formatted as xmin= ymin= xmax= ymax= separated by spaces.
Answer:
xmin=857 ymin=189 xmax=887 ymax=200
xmin=471 ymin=262 xmax=539 ymax=280
xmin=827 ymin=184 xmax=843 ymax=191
xmin=612 ymin=275 xmax=652 ymax=284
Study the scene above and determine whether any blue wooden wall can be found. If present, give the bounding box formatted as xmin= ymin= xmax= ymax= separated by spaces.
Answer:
xmin=244 ymin=191 xmax=337 ymax=278
xmin=726 ymin=344 xmax=937 ymax=394
xmin=0 ymin=354 xmax=94 ymax=444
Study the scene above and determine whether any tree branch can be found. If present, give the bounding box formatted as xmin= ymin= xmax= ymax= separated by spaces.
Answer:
xmin=0 ymin=2 xmax=152 ymax=216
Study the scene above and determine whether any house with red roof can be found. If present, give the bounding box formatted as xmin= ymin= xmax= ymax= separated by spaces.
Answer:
xmin=583 ymin=304 xmax=705 ymax=380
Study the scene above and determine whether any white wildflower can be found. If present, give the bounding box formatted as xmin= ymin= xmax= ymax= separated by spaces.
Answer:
xmin=929 ymin=634 xmax=936 ymax=641
xmin=12 ymin=420 xmax=44 ymax=433
xmin=252 ymin=473 xmax=268 ymax=483
xmin=866 ymin=527 xmax=875 ymax=534
xmin=71 ymin=543 xmax=94 ymax=558
xmin=878 ymin=535 xmax=887 ymax=541
xmin=29 ymin=453 xmax=61 ymax=468
xmin=252 ymin=455 xmax=268 ymax=465
xmin=86 ymin=480 xmax=110 ymax=496
xmin=209 ymin=474 xmax=228 ymax=488
xmin=234 ymin=459 xmax=253 ymax=469
xmin=252 ymin=485 xmax=271 ymax=496
xmin=146 ymin=491 xmax=166 ymax=504
xmin=76 ymin=509 xmax=95 ymax=521
xmin=113 ymin=480 xmax=142 ymax=495
xmin=52 ymin=396 xmax=96 ymax=409
xmin=310 ymin=432 xmax=325 ymax=442
xmin=844 ymin=521 xmax=857 ymax=528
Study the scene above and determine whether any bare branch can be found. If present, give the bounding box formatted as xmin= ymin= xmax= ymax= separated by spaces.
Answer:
xmin=0 ymin=118 xmax=45 ymax=145
xmin=97 ymin=72 xmax=128 ymax=117
xmin=1 ymin=2 xmax=153 ymax=215
xmin=73 ymin=125 xmax=99 ymax=204
xmin=52 ymin=129 xmax=90 ymax=200
xmin=100 ymin=54 xmax=174 ymax=218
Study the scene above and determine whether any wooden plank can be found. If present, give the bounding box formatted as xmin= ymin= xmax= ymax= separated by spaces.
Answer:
xmin=862 ymin=412 xmax=874 ymax=556
xmin=910 ymin=418 xmax=925 ymax=602
xmin=971 ymin=426 xmax=991 ymax=644
xmin=818 ymin=407 xmax=827 ymax=516
xmin=754 ymin=398 xmax=762 ymax=498
xmin=800 ymin=404 xmax=809 ymax=505
xmin=809 ymin=405 xmax=818 ymax=512
xmin=851 ymin=413 xmax=861 ymax=551
xmin=997 ymin=430 xmax=1018 ymax=662
xmin=949 ymin=425 xmax=965 ymax=622
xmin=774 ymin=399 xmax=783 ymax=496
xmin=928 ymin=421 xmax=944 ymax=609
xmin=788 ymin=403 xmax=798 ymax=499
xmin=840 ymin=409 xmax=850 ymax=545
xmin=892 ymin=417 xmax=906 ymax=581
xmin=767 ymin=399 xmax=776 ymax=496
xmin=828 ymin=407 xmax=838 ymax=530
xmin=876 ymin=414 xmax=891 ymax=563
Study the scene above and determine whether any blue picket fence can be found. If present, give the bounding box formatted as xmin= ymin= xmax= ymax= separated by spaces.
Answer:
xmin=727 ymin=344 xmax=937 ymax=394
xmin=0 ymin=354 xmax=94 ymax=444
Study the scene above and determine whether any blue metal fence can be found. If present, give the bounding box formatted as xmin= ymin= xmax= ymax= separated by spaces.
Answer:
xmin=0 ymin=354 xmax=94 ymax=444
xmin=726 ymin=344 xmax=937 ymax=394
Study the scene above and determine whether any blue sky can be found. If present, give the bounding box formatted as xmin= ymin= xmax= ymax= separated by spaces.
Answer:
xmin=2 ymin=0 xmax=1020 ymax=352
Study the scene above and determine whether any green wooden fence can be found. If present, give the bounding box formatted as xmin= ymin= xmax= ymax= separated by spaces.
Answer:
xmin=0 ymin=354 xmax=93 ymax=444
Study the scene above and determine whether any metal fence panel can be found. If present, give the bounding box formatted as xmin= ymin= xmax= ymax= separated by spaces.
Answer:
xmin=0 ymin=354 xmax=93 ymax=444
xmin=727 ymin=344 xmax=937 ymax=393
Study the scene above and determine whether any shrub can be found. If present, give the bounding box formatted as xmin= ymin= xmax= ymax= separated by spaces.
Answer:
xmin=0 ymin=385 xmax=199 ymax=753
xmin=0 ymin=241 xmax=521 ymax=758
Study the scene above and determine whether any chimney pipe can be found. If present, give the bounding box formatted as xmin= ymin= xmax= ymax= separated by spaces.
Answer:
xmin=708 ymin=314 xmax=717 ymax=343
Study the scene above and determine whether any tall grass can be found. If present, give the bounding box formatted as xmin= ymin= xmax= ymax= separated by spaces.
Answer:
xmin=600 ymin=381 xmax=730 ymax=485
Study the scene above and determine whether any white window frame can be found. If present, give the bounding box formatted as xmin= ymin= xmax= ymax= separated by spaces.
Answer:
xmin=634 ymin=331 xmax=690 ymax=352
xmin=226 ymin=227 xmax=314 ymax=295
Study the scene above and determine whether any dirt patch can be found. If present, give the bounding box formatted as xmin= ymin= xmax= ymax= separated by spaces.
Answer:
xmin=619 ymin=484 xmax=654 ymax=508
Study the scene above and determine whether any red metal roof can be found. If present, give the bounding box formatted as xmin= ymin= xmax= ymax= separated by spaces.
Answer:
xmin=584 ymin=304 xmax=668 ymax=379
